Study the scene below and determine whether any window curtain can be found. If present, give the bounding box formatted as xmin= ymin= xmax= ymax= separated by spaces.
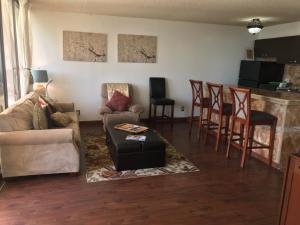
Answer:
xmin=18 ymin=0 xmax=31 ymax=97
xmin=1 ymin=0 xmax=19 ymax=104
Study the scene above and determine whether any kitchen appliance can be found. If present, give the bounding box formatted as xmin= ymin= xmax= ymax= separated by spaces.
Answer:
xmin=238 ymin=60 xmax=285 ymax=89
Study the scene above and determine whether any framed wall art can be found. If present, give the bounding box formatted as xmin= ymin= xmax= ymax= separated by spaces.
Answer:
xmin=118 ymin=34 xmax=157 ymax=63
xmin=63 ymin=31 xmax=107 ymax=62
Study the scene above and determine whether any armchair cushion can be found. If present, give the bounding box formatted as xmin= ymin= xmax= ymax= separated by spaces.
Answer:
xmin=106 ymin=90 xmax=130 ymax=112
xmin=129 ymin=104 xmax=144 ymax=113
xmin=100 ymin=106 xmax=112 ymax=115
xmin=106 ymin=83 xmax=130 ymax=100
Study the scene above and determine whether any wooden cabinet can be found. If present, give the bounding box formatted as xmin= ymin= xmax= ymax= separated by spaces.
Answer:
xmin=279 ymin=154 xmax=300 ymax=225
xmin=254 ymin=35 xmax=300 ymax=64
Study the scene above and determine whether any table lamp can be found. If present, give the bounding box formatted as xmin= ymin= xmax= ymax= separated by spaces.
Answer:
xmin=31 ymin=70 xmax=53 ymax=96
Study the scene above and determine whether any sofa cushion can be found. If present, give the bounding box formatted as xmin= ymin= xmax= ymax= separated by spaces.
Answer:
xmin=0 ymin=114 xmax=32 ymax=132
xmin=40 ymin=95 xmax=63 ymax=113
xmin=51 ymin=112 xmax=71 ymax=127
xmin=0 ymin=99 xmax=34 ymax=131
xmin=2 ymin=95 xmax=35 ymax=115
xmin=33 ymin=103 xmax=48 ymax=130
xmin=27 ymin=91 xmax=40 ymax=104
xmin=64 ymin=112 xmax=78 ymax=122
xmin=106 ymin=90 xmax=130 ymax=112
xmin=38 ymin=97 xmax=56 ymax=128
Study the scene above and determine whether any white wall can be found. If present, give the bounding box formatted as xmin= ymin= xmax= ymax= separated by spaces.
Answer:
xmin=31 ymin=9 xmax=254 ymax=121
xmin=257 ymin=21 xmax=300 ymax=39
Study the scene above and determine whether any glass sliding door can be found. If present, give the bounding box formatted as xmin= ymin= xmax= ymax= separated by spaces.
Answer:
xmin=0 ymin=0 xmax=8 ymax=112
xmin=2 ymin=0 xmax=20 ymax=106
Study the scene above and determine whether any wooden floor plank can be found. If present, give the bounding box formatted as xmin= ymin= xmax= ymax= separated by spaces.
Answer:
xmin=0 ymin=122 xmax=283 ymax=225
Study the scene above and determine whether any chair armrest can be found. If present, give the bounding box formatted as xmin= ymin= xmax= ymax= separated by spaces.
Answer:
xmin=0 ymin=129 xmax=74 ymax=145
xmin=129 ymin=104 xmax=144 ymax=113
xmin=100 ymin=106 xmax=112 ymax=115
xmin=56 ymin=103 xmax=75 ymax=112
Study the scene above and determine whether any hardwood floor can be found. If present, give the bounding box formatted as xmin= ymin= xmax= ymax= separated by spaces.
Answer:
xmin=0 ymin=122 xmax=283 ymax=225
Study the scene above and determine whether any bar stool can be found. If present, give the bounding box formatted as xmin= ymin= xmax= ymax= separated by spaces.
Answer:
xmin=226 ymin=87 xmax=277 ymax=168
xmin=189 ymin=80 xmax=210 ymax=140
xmin=205 ymin=83 xmax=232 ymax=152
xmin=149 ymin=77 xmax=175 ymax=126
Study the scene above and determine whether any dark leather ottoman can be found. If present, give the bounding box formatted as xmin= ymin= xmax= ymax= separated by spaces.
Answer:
xmin=106 ymin=125 xmax=166 ymax=171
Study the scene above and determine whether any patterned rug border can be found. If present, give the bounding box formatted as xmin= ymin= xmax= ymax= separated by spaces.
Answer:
xmin=85 ymin=166 xmax=200 ymax=183
xmin=83 ymin=132 xmax=200 ymax=183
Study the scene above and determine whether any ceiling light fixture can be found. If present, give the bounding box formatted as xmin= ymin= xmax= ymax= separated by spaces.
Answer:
xmin=247 ymin=18 xmax=263 ymax=35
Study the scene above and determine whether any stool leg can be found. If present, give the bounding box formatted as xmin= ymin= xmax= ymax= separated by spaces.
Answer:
xmin=197 ymin=106 xmax=203 ymax=141
xmin=225 ymin=115 xmax=230 ymax=144
xmin=268 ymin=120 xmax=277 ymax=167
xmin=153 ymin=105 xmax=157 ymax=125
xmin=248 ymin=125 xmax=255 ymax=157
xmin=226 ymin=119 xmax=235 ymax=158
xmin=240 ymin=124 xmax=245 ymax=146
xmin=171 ymin=104 xmax=174 ymax=127
xmin=205 ymin=108 xmax=212 ymax=144
xmin=240 ymin=126 xmax=250 ymax=168
xmin=215 ymin=113 xmax=223 ymax=152
xmin=162 ymin=105 xmax=165 ymax=119
xmin=149 ymin=102 xmax=152 ymax=121
xmin=189 ymin=103 xmax=195 ymax=135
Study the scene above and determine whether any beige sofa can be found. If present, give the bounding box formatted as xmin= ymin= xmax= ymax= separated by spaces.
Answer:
xmin=0 ymin=92 xmax=80 ymax=178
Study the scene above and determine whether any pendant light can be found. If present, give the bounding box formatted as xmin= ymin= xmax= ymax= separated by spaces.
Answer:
xmin=247 ymin=18 xmax=263 ymax=35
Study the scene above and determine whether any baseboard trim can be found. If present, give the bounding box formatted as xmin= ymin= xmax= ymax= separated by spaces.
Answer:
xmin=79 ymin=120 xmax=103 ymax=126
xmin=250 ymin=151 xmax=281 ymax=170
xmin=141 ymin=117 xmax=189 ymax=123
xmin=80 ymin=117 xmax=189 ymax=126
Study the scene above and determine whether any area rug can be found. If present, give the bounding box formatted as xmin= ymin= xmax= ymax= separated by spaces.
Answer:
xmin=83 ymin=132 xmax=199 ymax=183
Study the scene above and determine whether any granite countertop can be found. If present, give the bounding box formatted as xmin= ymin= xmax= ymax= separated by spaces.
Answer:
xmin=223 ymin=86 xmax=300 ymax=106
xmin=251 ymin=88 xmax=300 ymax=105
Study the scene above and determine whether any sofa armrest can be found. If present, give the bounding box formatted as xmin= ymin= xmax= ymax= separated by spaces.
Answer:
xmin=129 ymin=104 xmax=144 ymax=114
xmin=56 ymin=103 xmax=75 ymax=112
xmin=0 ymin=129 xmax=74 ymax=145
xmin=100 ymin=106 xmax=112 ymax=115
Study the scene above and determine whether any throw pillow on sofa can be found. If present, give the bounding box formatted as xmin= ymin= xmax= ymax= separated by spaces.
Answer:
xmin=33 ymin=103 xmax=48 ymax=130
xmin=51 ymin=112 xmax=72 ymax=127
xmin=38 ymin=97 xmax=55 ymax=128
xmin=40 ymin=95 xmax=63 ymax=113
xmin=106 ymin=90 xmax=130 ymax=112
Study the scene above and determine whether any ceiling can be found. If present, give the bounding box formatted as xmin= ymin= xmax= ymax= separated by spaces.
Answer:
xmin=30 ymin=0 xmax=300 ymax=26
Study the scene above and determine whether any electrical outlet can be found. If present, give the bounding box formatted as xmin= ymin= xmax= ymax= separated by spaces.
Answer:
xmin=76 ymin=110 xmax=80 ymax=116
xmin=180 ymin=106 xmax=185 ymax=111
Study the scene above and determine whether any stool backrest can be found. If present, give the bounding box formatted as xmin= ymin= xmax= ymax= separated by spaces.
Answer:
xmin=207 ymin=82 xmax=223 ymax=113
xmin=150 ymin=77 xmax=166 ymax=99
xmin=229 ymin=87 xmax=251 ymax=122
xmin=189 ymin=80 xmax=204 ymax=105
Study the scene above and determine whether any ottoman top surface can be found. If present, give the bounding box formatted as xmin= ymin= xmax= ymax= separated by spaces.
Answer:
xmin=106 ymin=125 xmax=166 ymax=153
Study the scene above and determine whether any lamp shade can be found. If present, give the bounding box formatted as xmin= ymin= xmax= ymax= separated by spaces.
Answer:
xmin=32 ymin=70 xmax=48 ymax=83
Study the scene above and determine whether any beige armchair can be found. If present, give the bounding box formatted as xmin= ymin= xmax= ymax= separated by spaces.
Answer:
xmin=100 ymin=83 xmax=144 ymax=130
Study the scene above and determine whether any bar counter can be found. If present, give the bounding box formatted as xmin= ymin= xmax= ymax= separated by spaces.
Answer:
xmin=222 ymin=87 xmax=300 ymax=170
